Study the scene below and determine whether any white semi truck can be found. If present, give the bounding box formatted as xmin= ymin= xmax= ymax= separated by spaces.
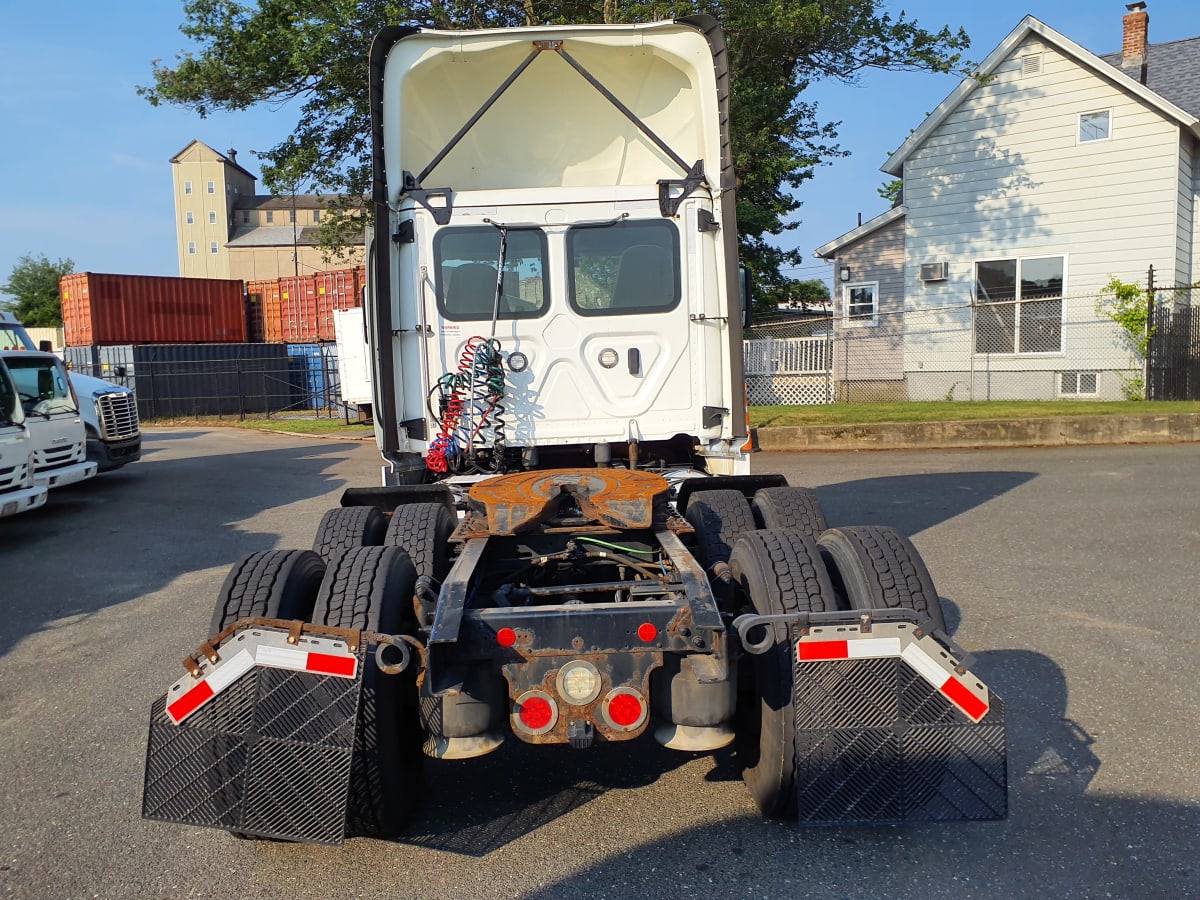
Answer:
xmin=0 ymin=358 xmax=48 ymax=517
xmin=144 ymin=18 xmax=1006 ymax=844
xmin=0 ymin=312 xmax=141 ymax=471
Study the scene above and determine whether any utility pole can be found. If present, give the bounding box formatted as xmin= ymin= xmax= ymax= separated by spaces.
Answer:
xmin=291 ymin=186 xmax=300 ymax=277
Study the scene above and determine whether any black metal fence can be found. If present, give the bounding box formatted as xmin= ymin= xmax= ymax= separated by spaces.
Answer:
xmin=1149 ymin=288 xmax=1199 ymax=400
xmin=64 ymin=343 xmax=357 ymax=422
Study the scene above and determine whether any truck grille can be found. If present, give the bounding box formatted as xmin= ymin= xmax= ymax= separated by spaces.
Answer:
xmin=97 ymin=393 xmax=140 ymax=440
xmin=35 ymin=445 xmax=81 ymax=472
xmin=0 ymin=462 xmax=28 ymax=490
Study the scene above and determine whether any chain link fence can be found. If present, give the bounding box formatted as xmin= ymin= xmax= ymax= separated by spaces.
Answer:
xmin=745 ymin=292 xmax=1157 ymax=404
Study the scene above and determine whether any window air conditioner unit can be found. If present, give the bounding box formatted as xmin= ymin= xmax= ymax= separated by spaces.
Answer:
xmin=920 ymin=262 xmax=948 ymax=282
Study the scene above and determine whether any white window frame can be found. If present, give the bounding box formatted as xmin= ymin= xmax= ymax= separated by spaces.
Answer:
xmin=185 ymin=211 xmax=194 ymax=225
xmin=312 ymin=208 xmax=320 ymax=223
xmin=187 ymin=242 xmax=196 ymax=255
xmin=207 ymin=180 xmax=216 ymax=194
xmin=973 ymin=254 xmax=1068 ymax=356
xmin=842 ymin=281 xmax=878 ymax=327
xmin=266 ymin=210 xmax=274 ymax=224
xmin=1078 ymin=109 xmax=1112 ymax=144
xmin=209 ymin=241 xmax=219 ymax=255
xmin=184 ymin=181 xmax=192 ymax=195
xmin=208 ymin=211 xmax=217 ymax=225
xmin=1059 ymin=371 xmax=1098 ymax=397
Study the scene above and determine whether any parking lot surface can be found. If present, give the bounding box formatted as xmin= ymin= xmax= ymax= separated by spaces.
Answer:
xmin=1 ymin=428 xmax=1197 ymax=899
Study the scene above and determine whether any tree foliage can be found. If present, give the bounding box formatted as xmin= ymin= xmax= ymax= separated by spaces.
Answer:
xmin=142 ymin=1 xmax=970 ymax=303
xmin=1 ymin=254 xmax=74 ymax=327
xmin=1096 ymin=275 xmax=1152 ymax=400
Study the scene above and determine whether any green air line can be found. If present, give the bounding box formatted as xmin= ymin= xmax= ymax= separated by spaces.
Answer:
xmin=575 ymin=536 xmax=658 ymax=556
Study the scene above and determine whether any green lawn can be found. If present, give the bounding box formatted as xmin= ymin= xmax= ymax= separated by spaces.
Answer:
xmin=149 ymin=415 xmax=374 ymax=436
xmin=749 ymin=400 xmax=1200 ymax=428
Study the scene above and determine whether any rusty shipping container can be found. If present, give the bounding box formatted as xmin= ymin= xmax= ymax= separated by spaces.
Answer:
xmin=60 ymin=273 xmax=247 ymax=346
xmin=278 ymin=275 xmax=325 ymax=343
xmin=315 ymin=268 xmax=361 ymax=314
xmin=246 ymin=279 xmax=282 ymax=343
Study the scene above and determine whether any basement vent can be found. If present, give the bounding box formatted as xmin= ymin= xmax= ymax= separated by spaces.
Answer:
xmin=919 ymin=262 xmax=948 ymax=282
xmin=1022 ymin=54 xmax=1043 ymax=76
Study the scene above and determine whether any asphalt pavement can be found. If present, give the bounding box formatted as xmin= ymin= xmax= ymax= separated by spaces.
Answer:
xmin=1 ymin=428 xmax=1197 ymax=899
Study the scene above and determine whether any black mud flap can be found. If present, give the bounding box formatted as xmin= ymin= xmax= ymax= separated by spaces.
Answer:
xmin=142 ymin=629 xmax=364 ymax=844
xmin=792 ymin=621 xmax=1007 ymax=824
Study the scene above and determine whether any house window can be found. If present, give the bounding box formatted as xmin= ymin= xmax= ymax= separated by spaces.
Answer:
xmin=1060 ymin=372 xmax=1098 ymax=396
xmin=1079 ymin=110 xmax=1111 ymax=143
xmin=185 ymin=211 xmax=194 ymax=225
xmin=207 ymin=180 xmax=215 ymax=194
xmin=843 ymin=282 xmax=878 ymax=326
xmin=242 ymin=211 xmax=249 ymax=224
xmin=187 ymin=242 xmax=196 ymax=255
xmin=208 ymin=211 xmax=217 ymax=225
xmin=266 ymin=210 xmax=274 ymax=223
xmin=974 ymin=256 xmax=1064 ymax=354
xmin=312 ymin=209 xmax=320 ymax=223
xmin=289 ymin=209 xmax=296 ymax=224
xmin=184 ymin=181 xmax=192 ymax=195
xmin=210 ymin=242 xmax=219 ymax=254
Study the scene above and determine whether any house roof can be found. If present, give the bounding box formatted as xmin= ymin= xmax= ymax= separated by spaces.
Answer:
xmin=1098 ymin=35 xmax=1200 ymax=118
xmin=883 ymin=16 xmax=1200 ymax=177
xmin=226 ymin=226 xmax=365 ymax=248
xmin=236 ymin=194 xmax=329 ymax=211
xmin=813 ymin=206 xmax=905 ymax=260
xmin=169 ymin=139 xmax=258 ymax=181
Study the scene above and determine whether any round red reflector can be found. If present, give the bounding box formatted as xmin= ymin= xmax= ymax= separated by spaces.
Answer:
xmin=496 ymin=627 xmax=516 ymax=647
xmin=607 ymin=692 xmax=643 ymax=728
xmin=637 ymin=622 xmax=657 ymax=642
xmin=519 ymin=696 xmax=554 ymax=730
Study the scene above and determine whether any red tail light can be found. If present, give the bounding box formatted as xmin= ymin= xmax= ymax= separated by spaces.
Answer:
xmin=512 ymin=690 xmax=558 ymax=735
xmin=602 ymin=688 xmax=647 ymax=731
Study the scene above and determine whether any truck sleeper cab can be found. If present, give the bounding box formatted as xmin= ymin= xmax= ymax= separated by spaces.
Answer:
xmin=0 ymin=358 xmax=48 ymax=517
xmin=1 ymin=350 xmax=97 ymax=489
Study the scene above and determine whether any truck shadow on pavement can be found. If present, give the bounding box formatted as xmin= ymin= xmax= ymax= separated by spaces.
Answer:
xmin=812 ymin=470 xmax=1038 ymax=537
xmin=0 ymin=431 xmax=360 ymax=657
xmin=523 ymin=648 xmax=1200 ymax=899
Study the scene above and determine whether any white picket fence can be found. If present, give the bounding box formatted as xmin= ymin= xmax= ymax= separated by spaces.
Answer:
xmin=743 ymin=336 xmax=833 ymax=405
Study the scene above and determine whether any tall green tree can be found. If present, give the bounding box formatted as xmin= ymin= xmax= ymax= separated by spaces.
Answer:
xmin=142 ymin=1 xmax=970 ymax=303
xmin=1 ymin=254 xmax=74 ymax=327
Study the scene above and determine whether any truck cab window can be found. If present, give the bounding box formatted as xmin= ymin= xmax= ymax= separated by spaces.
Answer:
xmin=5 ymin=358 xmax=77 ymax=417
xmin=434 ymin=227 xmax=548 ymax=321
xmin=0 ymin=366 xmax=16 ymax=424
xmin=568 ymin=220 xmax=680 ymax=316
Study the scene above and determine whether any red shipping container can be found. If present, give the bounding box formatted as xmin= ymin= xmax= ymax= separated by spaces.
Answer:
xmin=246 ymin=279 xmax=282 ymax=343
xmin=60 ymin=273 xmax=247 ymax=346
xmin=278 ymin=275 xmax=321 ymax=343
xmin=315 ymin=269 xmax=360 ymax=313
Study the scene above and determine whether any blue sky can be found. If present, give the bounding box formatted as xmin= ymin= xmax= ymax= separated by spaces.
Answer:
xmin=0 ymin=1 xmax=1195 ymax=294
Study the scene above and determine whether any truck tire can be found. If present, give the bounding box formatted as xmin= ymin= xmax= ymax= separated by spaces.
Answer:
xmin=209 ymin=549 xmax=325 ymax=638
xmin=730 ymin=529 xmax=837 ymax=818
xmin=751 ymin=486 xmax=827 ymax=537
xmin=312 ymin=546 xmax=422 ymax=838
xmin=312 ymin=507 xmax=387 ymax=564
xmin=684 ymin=490 xmax=755 ymax=604
xmin=817 ymin=526 xmax=948 ymax=633
xmin=383 ymin=503 xmax=456 ymax=625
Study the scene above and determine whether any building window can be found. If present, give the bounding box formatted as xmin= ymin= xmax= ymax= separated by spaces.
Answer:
xmin=266 ymin=210 xmax=274 ymax=223
xmin=184 ymin=181 xmax=192 ymax=195
xmin=208 ymin=211 xmax=217 ymax=225
xmin=312 ymin=209 xmax=320 ymax=223
xmin=289 ymin=209 xmax=296 ymax=224
xmin=207 ymin=181 xmax=215 ymax=194
xmin=1079 ymin=110 xmax=1111 ymax=143
xmin=842 ymin=282 xmax=878 ymax=326
xmin=210 ymin=242 xmax=219 ymax=254
xmin=242 ymin=211 xmax=249 ymax=224
xmin=974 ymin=256 xmax=1064 ymax=354
xmin=1060 ymin=372 xmax=1098 ymax=396
xmin=187 ymin=242 xmax=196 ymax=255
xmin=185 ymin=211 xmax=194 ymax=225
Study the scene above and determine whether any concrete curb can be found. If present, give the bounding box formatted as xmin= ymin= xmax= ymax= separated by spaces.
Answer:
xmin=755 ymin=413 xmax=1200 ymax=451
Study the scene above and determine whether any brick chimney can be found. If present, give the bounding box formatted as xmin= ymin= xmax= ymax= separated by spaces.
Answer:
xmin=1122 ymin=2 xmax=1148 ymax=83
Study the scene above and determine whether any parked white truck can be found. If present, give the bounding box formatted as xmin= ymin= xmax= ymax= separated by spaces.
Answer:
xmin=144 ymin=17 xmax=1007 ymax=844
xmin=0 ymin=358 xmax=48 ymax=517
xmin=0 ymin=312 xmax=141 ymax=470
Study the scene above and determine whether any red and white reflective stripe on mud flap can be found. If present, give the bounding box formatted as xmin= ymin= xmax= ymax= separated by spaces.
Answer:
xmin=798 ymin=637 xmax=989 ymax=723
xmin=166 ymin=644 xmax=358 ymax=725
